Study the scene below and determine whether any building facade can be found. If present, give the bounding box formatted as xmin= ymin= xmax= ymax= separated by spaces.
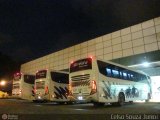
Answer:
xmin=21 ymin=16 xmax=160 ymax=75
xmin=21 ymin=16 xmax=160 ymax=102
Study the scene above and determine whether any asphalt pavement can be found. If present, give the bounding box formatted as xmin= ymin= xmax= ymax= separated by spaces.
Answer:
xmin=0 ymin=99 xmax=160 ymax=120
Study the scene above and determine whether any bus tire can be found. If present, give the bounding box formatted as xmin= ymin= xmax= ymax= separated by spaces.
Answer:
xmin=145 ymin=93 xmax=150 ymax=103
xmin=33 ymin=100 xmax=38 ymax=103
xmin=111 ymin=102 xmax=118 ymax=106
xmin=93 ymin=102 xmax=105 ymax=107
xmin=59 ymin=102 xmax=65 ymax=105
xmin=145 ymin=99 xmax=149 ymax=102
xmin=129 ymin=101 xmax=133 ymax=104
xmin=117 ymin=93 xmax=125 ymax=106
xmin=67 ymin=101 xmax=74 ymax=105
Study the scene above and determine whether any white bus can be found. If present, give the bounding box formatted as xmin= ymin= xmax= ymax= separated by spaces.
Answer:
xmin=69 ymin=57 xmax=151 ymax=106
xmin=12 ymin=72 xmax=35 ymax=100
xmin=34 ymin=69 xmax=71 ymax=103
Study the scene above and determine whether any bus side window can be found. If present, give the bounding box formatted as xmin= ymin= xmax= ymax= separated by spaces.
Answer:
xmin=24 ymin=75 xmax=35 ymax=84
xmin=106 ymin=68 xmax=112 ymax=77
xmin=128 ymin=73 xmax=131 ymax=80
xmin=112 ymin=69 xmax=119 ymax=78
xmin=134 ymin=73 xmax=139 ymax=82
xmin=119 ymin=71 xmax=123 ymax=79
xmin=141 ymin=75 xmax=147 ymax=82
xmin=130 ymin=74 xmax=134 ymax=81
xmin=51 ymin=72 xmax=69 ymax=84
xmin=123 ymin=72 xmax=127 ymax=80
xmin=138 ymin=74 xmax=143 ymax=81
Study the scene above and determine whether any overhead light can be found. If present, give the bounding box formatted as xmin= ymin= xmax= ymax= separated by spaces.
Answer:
xmin=142 ymin=62 xmax=149 ymax=67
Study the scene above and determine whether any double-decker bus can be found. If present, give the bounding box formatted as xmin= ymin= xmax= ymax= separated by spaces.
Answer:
xmin=69 ymin=57 xmax=151 ymax=106
xmin=34 ymin=69 xmax=71 ymax=103
xmin=12 ymin=72 xmax=35 ymax=100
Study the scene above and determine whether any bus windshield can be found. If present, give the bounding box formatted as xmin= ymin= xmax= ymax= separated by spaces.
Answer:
xmin=24 ymin=75 xmax=35 ymax=84
xmin=51 ymin=72 xmax=69 ymax=84
xmin=70 ymin=58 xmax=92 ymax=73
xmin=13 ymin=73 xmax=21 ymax=81
xmin=36 ymin=70 xmax=47 ymax=79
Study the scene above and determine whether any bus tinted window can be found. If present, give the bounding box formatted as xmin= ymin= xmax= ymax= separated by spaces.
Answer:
xmin=123 ymin=72 xmax=127 ymax=79
xmin=128 ymin=73 xmax=131 ymax=80
xmin=106 ymin=68 xmax=112 ymax=77
xmin=51 ymin=72 xmax=69 ymax=84
xmin=97 ymin=60 xmax=148 ymax=82
xmin=97 ymin=60 xmax=110 ymax=76
xmin=36 ymin=70 xmax=47 ymax=79
xmin=70 ymin=58 xmax=92 ymax=73
xmin=112 ymin=69 xmax=119 ymax=78
xmin=13 ymin=73 xmax=21 ymax=81
xmin=130 ymin=74 xmax=134 ymax=80
xmin=120 ymin=71 xmax=123 ymax=79
xmin=24 ymin=75 xmax=35 ymax=84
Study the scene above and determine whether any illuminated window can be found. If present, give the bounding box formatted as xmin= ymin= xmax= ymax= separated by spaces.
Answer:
xmin=112 ymin=69 xmax=119 ymax=78
xmin=106 ymin=68 xmax=112 ymax=77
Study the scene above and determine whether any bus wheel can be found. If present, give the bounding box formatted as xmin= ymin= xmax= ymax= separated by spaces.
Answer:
xmin=67 ymin=101 xmax=74 ymax=105
xmin=59 ymin=102 xmax=65 ymax=105
xmin=145 ymin=99 xmax=149 ymax=103
xmin=33 ymin=100 xmax=38 ymax=103
xmin=145 ymin=93 xmax=150 ymax=103
xmin=117 ymin=93 xmax=125 ymax=106
xmin=93 ymin=102 xmax=105 ymax=107
xmin=129 ymin=101 xmax=133 ymax=104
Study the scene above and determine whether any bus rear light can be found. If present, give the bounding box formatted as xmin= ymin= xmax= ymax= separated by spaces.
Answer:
xmin=33 ymin=86 xmax=36 ymax=95
xmin=90 ymin=80 xmax=97 ymax=95
xmin=89 ymin=56 xmax=95 ymax=61
xmin=69 ymin=84 xmax=73 ymax=96
xmin=70 ymin=61 xmax=74 ymax=64
xmin=89 ymin=56 xmax=93 ymax=60
xmin=45 ymin=86 xmax=49 ymax=94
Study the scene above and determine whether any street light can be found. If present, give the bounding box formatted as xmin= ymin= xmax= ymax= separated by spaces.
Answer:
xmin=0 ymin=80 xmax=6 ymax=86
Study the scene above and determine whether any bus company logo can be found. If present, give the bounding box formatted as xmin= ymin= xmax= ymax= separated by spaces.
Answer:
xmin=2 ymin=114 xmax=8 ymax=120
xmin=73 ymin=61 xmax=88 ymax=67
xmin=54 ymin=86 xmax=69 ymax=99
xmin=37 ymin=72 xmax=45 ymax=77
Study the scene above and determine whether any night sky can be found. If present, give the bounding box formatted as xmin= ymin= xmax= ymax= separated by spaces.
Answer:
xmin=0 ymin=0 xmax=160 ymax=62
